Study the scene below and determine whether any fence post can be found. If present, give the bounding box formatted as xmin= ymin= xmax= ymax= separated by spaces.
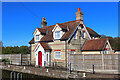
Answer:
xmin=27 ymin=61 xmax=29 ymax=65
xmin=102 ymin=53 xmax=104 ymax=70
xmin=20 ymin=54 xmax=22 ymax=65
xmin=83 ymin=54 xmax=85 ymax=70
xmin=69 ymin=63 xmax=71 ymax=74
xmin=92 ymin=64 xmax=95 ymax=74
xmin=52 ymin=62 xmax=54 ymax=70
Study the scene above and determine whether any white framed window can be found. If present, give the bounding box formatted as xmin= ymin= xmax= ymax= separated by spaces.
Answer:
xmin=55 ymin=51 xmax=61 ymax=59
xmin=105 ymin=50 xmax=107 ymax=54
xmin=71 ymin=51 xmax=75 ymax=54
xmin=83 ymin=32 xmax=85 ymax=38
xmin=74 ymin=33 xmax=77 ymax=39
xmin=36 ymin=35 xmax=39 ymax=40
xmin=55 ymin=31 xmax=60 ymax=39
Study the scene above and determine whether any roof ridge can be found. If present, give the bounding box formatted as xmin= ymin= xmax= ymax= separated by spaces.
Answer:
xmin=45 ymin=20 xmax=76 ymax=28
xmin=60 ymin=20 xmax=76 ymax=25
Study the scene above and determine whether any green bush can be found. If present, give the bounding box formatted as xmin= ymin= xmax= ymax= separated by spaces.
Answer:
xmin=0 ymin=58 xmax=10 ymax=64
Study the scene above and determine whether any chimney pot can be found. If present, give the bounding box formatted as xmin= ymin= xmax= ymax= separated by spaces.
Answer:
xmin=77 ymin=8 xmax=81 ymax=12
xmin=42 ymin=17 xmax=46 ymax=21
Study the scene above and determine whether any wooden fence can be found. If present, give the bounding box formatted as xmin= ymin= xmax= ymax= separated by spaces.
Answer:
xmin=70 ymin=54 xmax=119 ymax=72
xmin=0 ymin=54 xmax=30 ymax=65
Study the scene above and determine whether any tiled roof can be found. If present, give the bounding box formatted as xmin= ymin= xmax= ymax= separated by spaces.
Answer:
xmin=39 ymin=42 xmax=51 ymax=50
xmin=37 ymin=28 xmax=46 ymax=34
xmin=29 ymin=20 xmax=100 ymax=44
xmin=112 ymin=47 xmax=120 ymax=51
xmin=82 ymin=38 xmax=107 ymax=51
xmin=41 ymin=20 xmax=80 ymax=41
xmin=60 ymin=21 xmax=80 ymax=40
xmin=29 ymin=37 xmax=34 ymax=44
xmin=86 ymin=27 xmax=101 ymax=37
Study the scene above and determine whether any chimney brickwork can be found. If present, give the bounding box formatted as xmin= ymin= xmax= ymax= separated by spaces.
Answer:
xmin=75 ymin=8 xmax=84 ymax=24
xmin=41 ymin=17 xmax=47 ymax=28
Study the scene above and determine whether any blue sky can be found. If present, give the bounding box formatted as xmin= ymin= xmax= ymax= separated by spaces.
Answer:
xmin=2 ymin=2 xmax=118 ymax=47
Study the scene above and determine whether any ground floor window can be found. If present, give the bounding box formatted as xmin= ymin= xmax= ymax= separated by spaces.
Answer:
xmin=55 ymin=51 xmax=61 ymax=59
xmin=71 ymin=51 xmax=75 ymax=54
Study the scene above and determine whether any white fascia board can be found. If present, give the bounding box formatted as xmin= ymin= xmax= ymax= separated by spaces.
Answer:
xmin=68 ymin=23 xmax=80 ymax=41
xmin=83 ymin=23 xmax=91 ymax=40
xmin=107 ymin=40 xmax=112 ymax=51
xmin=52 ymin=24 xmax=62 ymax=32
xmin=34 ymin=43 xmax=43 ymax=52
xmin=33 ymin=28 xmax=41 ymax=35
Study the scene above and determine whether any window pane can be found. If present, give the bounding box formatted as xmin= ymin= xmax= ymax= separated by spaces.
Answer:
xmin=71 ymin=51 xmax=75 ymax=54
xmin=55 ymin=51 xmax=61 ymax=59
xmin=83 ymin=32 xmax=85 ymax=38
xmin=36 ymin=35 xmax=39 ymax=40
xmin=74 ymin=33 xmax=76 ymax=39
xmin=55 ymin=31 xmax=60 ymax=39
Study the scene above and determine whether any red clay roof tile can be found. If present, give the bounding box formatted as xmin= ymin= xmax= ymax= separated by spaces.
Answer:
xmin=82 ymin=38 xmax=108 ymax=51
xmin=39 ymin=42 xmax=51 ymax=50
xmin=29 ymin=20 xmax=100 ymax=44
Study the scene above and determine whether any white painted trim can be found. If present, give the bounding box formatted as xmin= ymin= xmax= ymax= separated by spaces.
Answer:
xmin=52 ymin=24 xmax=62 ymax=32
xmin=83 ymin=24 xmax=91 ymax=40
xmin=34 ymin=43 xmax=45 ymax=66
xmin=68 ymin=23 xmax=80 ymax=41
xmin=33 ymin=28 xmax=39 ymax=35
xmin=107 ymin=40 xmax=112 ymax=51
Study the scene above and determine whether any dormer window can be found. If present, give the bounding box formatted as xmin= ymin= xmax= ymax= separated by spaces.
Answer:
xmin=36 ymin=35 xmax=40 ymax=40
xmin=55 ymin=31 xmax=60 ymax=39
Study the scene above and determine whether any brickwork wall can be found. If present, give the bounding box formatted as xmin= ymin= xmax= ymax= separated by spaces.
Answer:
xmin=31 ymin=43 xmax=38 ymax=65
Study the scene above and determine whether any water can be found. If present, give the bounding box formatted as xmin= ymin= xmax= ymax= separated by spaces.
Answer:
xmin=1 ymin=69 xmax=67 ymax=80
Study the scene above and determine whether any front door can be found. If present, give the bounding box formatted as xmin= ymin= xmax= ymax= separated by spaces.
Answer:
xmin=38 ymin=51 xmax=42 ymax=66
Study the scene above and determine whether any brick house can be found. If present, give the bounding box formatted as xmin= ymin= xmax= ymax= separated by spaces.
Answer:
xmin=29 ymin=8 xmax=113 ymax=67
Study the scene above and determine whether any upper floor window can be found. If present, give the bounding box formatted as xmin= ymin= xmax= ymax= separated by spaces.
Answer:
xmin=105 ymin=50 xmax=107 ymax=54
xmin=83 ymin=32 xmax=85 ymax=39
xmin=71 ymin=51 xmax=75 ymax=54
xmin=55 ymin=51 xmax=61 ymax=59
xmin=55 ymin=31 xmax=60 ymax=39
xmin=83 ymin=30 xmax=85 ymax=39
xmin=36 ymin=35 xmax=39 ymax=40
xmin=74 ymin=33 xmax=77 ymax=39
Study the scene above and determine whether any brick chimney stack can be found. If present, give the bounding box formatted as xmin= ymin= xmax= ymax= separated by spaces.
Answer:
xmin=41 ymin=17 xmax=47 ymax=28
xmin=75 ymin=8 xmax=83 ymax=24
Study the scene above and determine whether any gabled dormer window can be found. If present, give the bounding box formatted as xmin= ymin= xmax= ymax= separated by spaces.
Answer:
xmin=55 ymin=31 xmax=60 ymax=39
xmin=36 ymin=35 xmax=40 ymax=40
